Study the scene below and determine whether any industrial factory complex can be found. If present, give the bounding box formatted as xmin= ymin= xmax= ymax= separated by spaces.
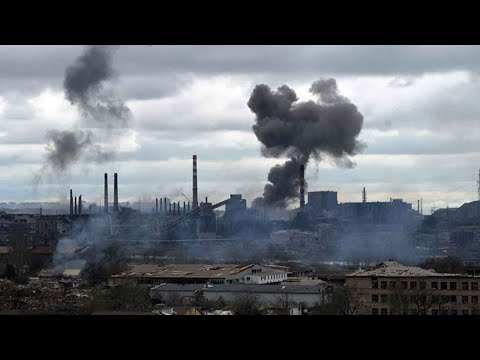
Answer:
xmin=1 ymin=153 xmax=480 ymax=315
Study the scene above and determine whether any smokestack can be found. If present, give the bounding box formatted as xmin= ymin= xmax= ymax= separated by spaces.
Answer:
xmin=193 ymin=155 xmax=198 ymax=209
xmin=74 ymin=196 xmax=77 ymax=215
xmin=156 ymin=198 xmax=159 ymax=214
xmin=169 ymin=203 xmax=172 ymax=214
xmin=164 ymin=198 xmax=167 ymax=214
xmin=299 ymin=164 xmax=305 ymax=208
xmin=183 ymin=202 xmax=186 ymax=214
xmin=104 ymin=173 xmax=108 ymax=214
xmin=178 ymin=202 xmax=180 ymax=215
xmin=79 ymin=195 xmax=82 ymax=215
xmin=70 ymin=189 xmax=73 ymax=216
xmin=362 ymin=187 xmax=367 ymax=203
xmin=114 ymin=173 xmax=119 ymax=213
xmin=188 ymin=202 xmax=190 ymax=212
xmin=417 ymin=200 xmax=420 ymax=213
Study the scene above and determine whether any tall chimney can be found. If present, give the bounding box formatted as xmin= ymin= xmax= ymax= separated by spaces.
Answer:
xmin=156 ymin=198 xmax=159 ymax=214
xmin=169 ymin=203 xmax=172 ymax=214
xmin=183 ymin=202 xmax=186 ymax=214
xmin=79 ymin=195 xmax=82 ymax=215
xmin=193 ymin=155 xmax=198 ymax=209
xmin=104 ymin=173 xmax=109 ymax=214
xmin=114 ymin=173 xmax=119 ymax=213
xmin=299 ymin=164 xmax=305 ymax=208
xmin=74 ymin=196 xmax=77 ymax=215
xmin=164 ymin=198 xmax=167 ymax=214
xmin=70 ymin=189 xmax=73 ymax=216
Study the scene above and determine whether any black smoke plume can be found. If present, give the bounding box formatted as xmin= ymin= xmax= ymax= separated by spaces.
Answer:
xmin=64 ymin=45 xmax=131 ymax=128
xmin=45 ymin=130 xmax=113 ymax=172
xmin=35 ymin=46 xmax=131 ymax=186
xmin=248 ymin=79 xmax=364 ymax=208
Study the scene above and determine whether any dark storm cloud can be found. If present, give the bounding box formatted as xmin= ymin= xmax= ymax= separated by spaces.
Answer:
xmin=249 ymin=79 xmax=364 ymax=207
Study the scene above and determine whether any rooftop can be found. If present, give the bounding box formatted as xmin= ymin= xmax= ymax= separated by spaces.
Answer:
xmin=346 ymin=261 xmax=463 ymax=278
xmin=203 ymin=284 xmax=329 ymax=294
xmin=112 ymin=263 xmax=256 ymax=280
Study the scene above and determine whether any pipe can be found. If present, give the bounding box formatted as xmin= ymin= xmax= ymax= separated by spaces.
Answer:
xmin=104 ymin=173 xmax=108 ymax=214
xmin=193 ymin=155 xmax=198 ymax=209
xmin=70 ymin=189 xmax=73 ymax=216
xmin=114 ymin=173 xmax=119 ymax=213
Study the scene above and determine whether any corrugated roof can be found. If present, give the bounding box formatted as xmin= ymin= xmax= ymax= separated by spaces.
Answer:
xmin=203 ymin=284 xmax=328 ymax=294
xmin=112 ymin=263 xmax=253 ymax=279
xmin=346 ymin=261 xmax=461 ymax=278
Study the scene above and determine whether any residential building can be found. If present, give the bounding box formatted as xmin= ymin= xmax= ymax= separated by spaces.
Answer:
xmin=346 ymin=261 xmax=480 ymax=315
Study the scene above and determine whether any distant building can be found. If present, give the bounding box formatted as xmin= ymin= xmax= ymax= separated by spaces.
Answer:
xmin=346 ymin=261 xmax=480 ymax=315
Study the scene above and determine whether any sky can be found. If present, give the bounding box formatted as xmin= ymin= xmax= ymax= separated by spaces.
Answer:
xmin=0 ymin=45 xmax=479 ymax=212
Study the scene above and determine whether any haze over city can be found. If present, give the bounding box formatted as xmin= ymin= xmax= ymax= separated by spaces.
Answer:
xmin=1 ymin=45 xmax=479 ymax=212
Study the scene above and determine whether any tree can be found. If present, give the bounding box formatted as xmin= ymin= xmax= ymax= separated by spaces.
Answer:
xmin=231 ymin=293 xmax=262 ymax=315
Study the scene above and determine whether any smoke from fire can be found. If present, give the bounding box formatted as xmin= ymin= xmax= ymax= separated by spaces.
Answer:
xmin=248 ymin=78 xmax=365 ymax=208
xmin=35 ymin=45 xmax=131 ymax=185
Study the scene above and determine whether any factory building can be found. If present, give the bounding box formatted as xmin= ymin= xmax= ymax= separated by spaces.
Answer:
xmin=109 ymin=263 xmax=288 ymax=286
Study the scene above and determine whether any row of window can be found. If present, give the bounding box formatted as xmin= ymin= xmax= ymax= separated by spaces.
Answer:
xmin=372 ymin=308 xmax=478 ymax=315
xmin=372 ymin=294 xmax=479 ymax=304
xmin=372 ymin=280 xmax=479 ymax=291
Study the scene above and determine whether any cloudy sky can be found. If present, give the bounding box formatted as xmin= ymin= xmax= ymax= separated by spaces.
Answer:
xmin=1 ymin=45 xmax=479 ymax=212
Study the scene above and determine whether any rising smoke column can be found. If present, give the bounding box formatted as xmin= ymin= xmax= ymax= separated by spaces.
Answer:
xmin=37 ymin=45 xmax=131 ymax=183
xmin=248 ymin=79 xmax=365 ymax=208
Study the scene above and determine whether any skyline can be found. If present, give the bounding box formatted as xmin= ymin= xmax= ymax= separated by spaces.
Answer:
xmin=1 ymin=45 xmax=479 ymax=211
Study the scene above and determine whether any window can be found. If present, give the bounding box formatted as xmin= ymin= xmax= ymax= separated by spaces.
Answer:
xmin=472 ymin=296 xmax=478 ymax=304
xmin=389 ymin=281 xmax=396 ymax=289
xmin=420 ymin=281 xmax=426 ymax=289
xmin=410 ymin=295 xmax=417 ymax=303
xmin=246 ymin=277 xmax=250 ymax=281
xmin=462 ymin=310 xmax=470 ymax=315
xmin=372 ymin=280 xmax=378 ymax=289
xmin=450 ymin=296 xmax=457 ymax=303
xmin=431 ymin=309 xmax=439 ymax=315
xmin=450 ymin=282 xmax=457 ymax=290
xmin=401 ymin=281 xmax=408 ymax=290
xmin=372 ymin=308 xmax=379 ymax=315
xmin=431 ymin=282 xmax=438 ymax=289
xmin=381 ymin=294 xmax=387 ymax=303
xmin=441 ymin=309 xmax=449 ymax=315
xmin=462 ymin=296 xmax=468 ymax=304
xmin=441 ymin=282 xmax=448 ymax=290
xmin=472 ymin=282 xmax=478 ymax=290
xmin=441 ymin=295 xmax=450 ymax=303
xmin=381 ymin=308 xmax=388 ymax=315
xmin=381 ymin=281 xmax=387 ymax=289
xmin=372 ymin=295 xmax=379 ymax=302
xmin=410 ymin=281 xmax=417 ymax=290
xmin=462 ymin=282 xmax=469 ymax=290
